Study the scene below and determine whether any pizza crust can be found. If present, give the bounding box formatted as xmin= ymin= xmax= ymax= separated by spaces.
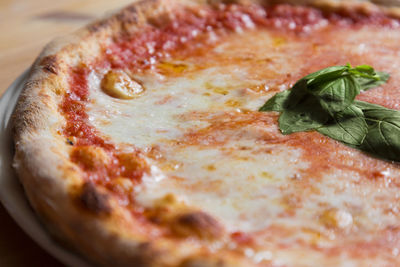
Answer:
xmin=11 ymin=0 xmax=400 ymax=266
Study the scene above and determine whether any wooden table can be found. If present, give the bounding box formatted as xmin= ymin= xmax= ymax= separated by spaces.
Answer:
xmin=0 ymin=1 xmax=133 ymax=266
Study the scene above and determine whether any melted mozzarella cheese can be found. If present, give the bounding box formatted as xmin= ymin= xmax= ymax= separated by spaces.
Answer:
xmin=87 ymin=27 xmax=400 ymax=266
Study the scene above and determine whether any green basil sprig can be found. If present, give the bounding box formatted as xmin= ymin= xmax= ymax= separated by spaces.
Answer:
xmin=258 ymin=64 xmax=400 ymax=162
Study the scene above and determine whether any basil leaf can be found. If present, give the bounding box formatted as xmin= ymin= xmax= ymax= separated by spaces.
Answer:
xmin=350 ymin=101 xmax=400 ymax=161
xmin=354 ymin=100 xmax=387 ymax=112
xmin=258 ymin=64 xmax=393 ymax=162
xmin=309 ymin=75 xmax=360 ymax=115
xmin=303 ymin=66 xmax=347 ymax=85
xmin=356 ymin=71 xmax=390 ymax=91
xmin=278 ymin=96 xmax=330 ymax=134
xmin=349 ymin=64 xmax=376 ymax=78
xmin=283 ymin=79 xmax=309 ymax=109
xmin=317 ymin=105 xmax=367 ymax=146
xmin=348 ymin=64 xmax=381 ymax=79
xmin=354 ymin=64 xmax=375 ymax=74
xmin=362 ymin=117 xmax=400 ymax=162
xmin=259 ymin=90 xmax=290 ymax=112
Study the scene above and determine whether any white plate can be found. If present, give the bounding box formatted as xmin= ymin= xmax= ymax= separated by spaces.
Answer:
xmin=0 ymin=70 xmax=91 ymax=267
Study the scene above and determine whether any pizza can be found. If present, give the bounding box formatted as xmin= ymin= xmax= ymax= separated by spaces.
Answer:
xmin=11 ymin=0 xmax=400 ymax=266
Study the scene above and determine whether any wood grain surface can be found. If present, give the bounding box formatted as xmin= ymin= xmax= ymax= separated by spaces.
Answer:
xmin=0 ymin=0 xmax=134 ymax=266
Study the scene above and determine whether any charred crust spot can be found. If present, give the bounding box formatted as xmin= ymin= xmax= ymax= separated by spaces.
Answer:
xmin=136 ymin=241 xmax=163 ymax=260
xmin=88 ymin=20 xmax=110 ymax=33
xmin=179 ymin=257 xmax=227 ymax=267
xmin=40 ymin=55 xmax=58 ymax=74
xmin=207 ymin=0 xmax=242 ymax=6
xmin=66 ymin=138 xmax=74 ymax=145
xmin=121 ymin=242 xmax=166 ymax=266
xmin=116 ymin=6 xmax=139 ymax=25
xmin=79 ymin=182 xmax=111 ymax=215
xmin=172 ymin=211 xmax=224 ymax=239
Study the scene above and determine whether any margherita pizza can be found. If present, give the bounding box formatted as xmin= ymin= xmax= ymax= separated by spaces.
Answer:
xmin=12 ymin=0 xmax=400 ymax=266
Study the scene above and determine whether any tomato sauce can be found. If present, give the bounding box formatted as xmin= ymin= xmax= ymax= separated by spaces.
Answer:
xmin=63 ymin=68 xmax=147 ymax=192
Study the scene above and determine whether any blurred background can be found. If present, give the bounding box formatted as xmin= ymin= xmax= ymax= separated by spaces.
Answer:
xmin=0 ymin=1 xmax=133 ymax=266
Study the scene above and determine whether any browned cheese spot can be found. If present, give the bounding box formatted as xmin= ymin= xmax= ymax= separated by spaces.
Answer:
xmin=101 ymin=70 xmax=144 ymax=99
